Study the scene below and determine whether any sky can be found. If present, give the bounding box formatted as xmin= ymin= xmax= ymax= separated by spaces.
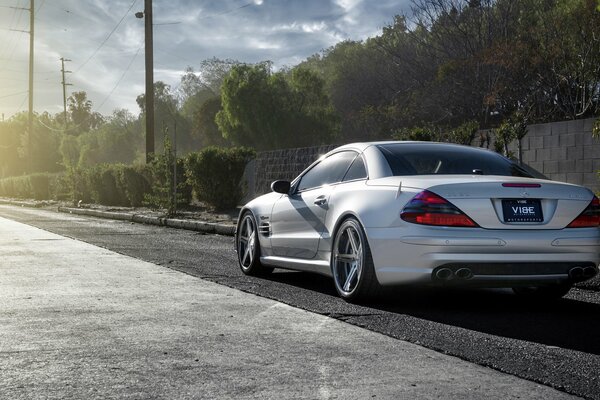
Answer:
xmin=0 ymin=0 xmax=410 ymax=119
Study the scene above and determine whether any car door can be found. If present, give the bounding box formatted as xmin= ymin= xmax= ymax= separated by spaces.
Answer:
xmin=270 ymin=151 xmax=358 ymax=259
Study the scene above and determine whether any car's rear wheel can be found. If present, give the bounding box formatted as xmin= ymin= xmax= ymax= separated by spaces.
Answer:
xmin=332 ymin=218 xmax=380 ymax=303
xmin=512 ymin=283 xmax=572 ymax=300
xmin=237 ymin=212 xmax=272 ymax=276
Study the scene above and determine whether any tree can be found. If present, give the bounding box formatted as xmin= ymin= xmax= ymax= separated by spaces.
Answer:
xmin=517 ymin=0 xmax=600 ymax=120
xmin=216 ymin=64 xmax=339 ymax=150
xmin=302 ymin=39 xmax=401 ymax=140
xmin=78 ymin=109 xmax=143 ymax=167
xmin=0 ymin=114 xmax=25 ymax=177
xmin=193 ymin=96 xmax=231 ymax=147
xmin=177 ymin=59 xmax=244 ymax=127
xmin=137 ymin=81 xmax=197 ymax=154
xmin=66 ymin=91 xmax=104 ymax=134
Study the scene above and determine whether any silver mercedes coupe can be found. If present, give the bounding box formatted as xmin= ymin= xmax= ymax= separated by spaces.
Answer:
xmin=235 ymin=142 xmax=600 ymax=303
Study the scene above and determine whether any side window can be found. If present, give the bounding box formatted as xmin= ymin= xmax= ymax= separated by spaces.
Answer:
xmin=342 ymin=155 xmax=367 ymax=181
xmin=297 ymin=151 xmax=357 ymax=191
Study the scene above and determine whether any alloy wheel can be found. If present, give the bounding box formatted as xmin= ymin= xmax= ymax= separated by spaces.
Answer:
xmin=237 ymin=214 xmax=256 ymax=271
xmin=333 ymin=222 xmax=364 ymax=295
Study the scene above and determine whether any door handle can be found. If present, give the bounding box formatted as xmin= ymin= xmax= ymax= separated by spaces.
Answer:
xmin=314 ymin=196 xmax=327 ymax=206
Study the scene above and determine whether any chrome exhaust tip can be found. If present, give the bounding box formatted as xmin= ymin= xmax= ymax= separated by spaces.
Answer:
xmin=455 ymin=268 xmax=473 ymax=280
xmin=569 ymin=267 xmax=584 ymax=280
xmin=435 ymin=268 xmax=454 ymax=280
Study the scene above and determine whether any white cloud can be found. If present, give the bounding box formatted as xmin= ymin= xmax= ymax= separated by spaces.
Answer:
xmin=0 ymin=0 xmax=411 ymax=118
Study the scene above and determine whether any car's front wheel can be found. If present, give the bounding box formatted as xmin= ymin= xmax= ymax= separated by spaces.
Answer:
xmin=512 ymin=283 xmax=572 ymax=301
xmin=237 ymin=212 xmax=272 ymax=276
xmin=331 ymin=218 xmax=380 ymax=303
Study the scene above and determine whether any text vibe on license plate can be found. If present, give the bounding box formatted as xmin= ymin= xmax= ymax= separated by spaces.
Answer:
xmin=502 ymin=199 xmax=543 ymax=222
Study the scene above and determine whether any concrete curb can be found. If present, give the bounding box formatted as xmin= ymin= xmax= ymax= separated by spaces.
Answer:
xmin=57 ymin=207 xmax=236 ymax=236
xmin=0 ymin=198 xmax=46 ymax=208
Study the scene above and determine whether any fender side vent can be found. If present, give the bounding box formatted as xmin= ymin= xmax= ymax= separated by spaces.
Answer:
xmin=258 ymin=222 xmax=271 ymax=236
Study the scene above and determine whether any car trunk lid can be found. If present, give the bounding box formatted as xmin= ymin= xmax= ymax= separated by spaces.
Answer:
xmin=422 ymin=177 xmax=593 ymax=230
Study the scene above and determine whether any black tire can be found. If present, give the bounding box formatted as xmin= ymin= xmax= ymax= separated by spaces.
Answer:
xmin=236 ymin=212 xmax=272 ymax=276
xmin=512 ymin=283 xmax=572 ymax=301
xmin=331 ymin=218 xmax=380 ymax=303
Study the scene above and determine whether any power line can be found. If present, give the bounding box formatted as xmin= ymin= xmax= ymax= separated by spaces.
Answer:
xmin=74 ymin=0 xmax=139 ymax=73
xmin=97 ymin=43 xmax=143 ymax=112
xmin=0 ymin=90 xmax=28 ymax=100
xmin=0 ymin=5 xmax=24 ymax=59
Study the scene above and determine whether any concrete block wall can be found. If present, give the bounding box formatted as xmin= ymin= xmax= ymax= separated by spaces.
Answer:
xmin=250 ymin=118 xmax=599 ymax=198
xmin=252 ymin=144 xmax=338 ymax=196
xmin=506 ymin=117 xmax=599 ymax=193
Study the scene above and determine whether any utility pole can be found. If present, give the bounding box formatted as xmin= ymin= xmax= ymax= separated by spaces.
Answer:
xmin=60 ymin=58 xmax=72 ymax=129
xmin=9 ymin=1 xmax=34 ymax=172
xmin=28 ymin=0 xmax=34 ymax=172
xmin=136 ymin=0 xmax=154 ymax=163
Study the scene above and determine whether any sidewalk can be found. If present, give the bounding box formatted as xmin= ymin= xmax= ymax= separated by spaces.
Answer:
xmin=0 ymin=215 xmax=578 ymax=399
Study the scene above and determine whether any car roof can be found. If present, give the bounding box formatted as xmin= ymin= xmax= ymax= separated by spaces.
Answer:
xmin=329 ymin=141 xmax=494 ymax=155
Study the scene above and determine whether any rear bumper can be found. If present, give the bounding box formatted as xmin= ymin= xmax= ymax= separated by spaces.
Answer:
xmin=365 ymin=226 xmax=600 ymax=287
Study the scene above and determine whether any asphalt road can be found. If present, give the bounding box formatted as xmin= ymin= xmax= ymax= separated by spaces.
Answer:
xmin=1 ymin=205 xmax=599 ymax=399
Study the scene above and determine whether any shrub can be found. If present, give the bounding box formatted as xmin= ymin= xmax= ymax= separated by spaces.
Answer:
xmin=392 ymin=126 xmax=440 ymax=142
xmin=87 ymin=164 xmax=128 ymax=206
xmin=29 ymin=173 xmax=50 ymax=200
xmin=115 ymin=164 xmax=152 ymax=207
xmin=144 ymin=136 xmax=192 ymax=214
xmin=0 ymin=173 xmax=63 ymax=200
xmin=185 ymin=146 xmax=255 ymax=211
xmin=0 ymin=176 xmax=28 ymax=198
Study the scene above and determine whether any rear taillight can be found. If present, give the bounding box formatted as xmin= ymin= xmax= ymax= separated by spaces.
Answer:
xmin=567 ymin=196 xmax=600 ymax=228
xmin=401 ymin=190 xmax=478 ymax=227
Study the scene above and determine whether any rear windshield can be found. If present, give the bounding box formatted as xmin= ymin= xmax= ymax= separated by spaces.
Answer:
xmin=377 ymin=143 xmax=535 ymax=177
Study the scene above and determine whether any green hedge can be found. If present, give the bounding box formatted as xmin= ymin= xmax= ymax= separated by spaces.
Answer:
xmin=186 ymin=147 xmax=255 ymax=210
xmin=0 ymin=173 xmax=62 ymax=200
xmin=79 ymin=164 xmax=152 ymax=207
xmin=0 ymin=147 xmax=255 ymax=212
xmin=117 ymin=164 xmax=153 ymax=207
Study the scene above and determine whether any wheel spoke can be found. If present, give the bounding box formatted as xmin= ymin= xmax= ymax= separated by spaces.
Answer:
xmin=243 ymin=246 xmax=251 ymax=265
xmin=245 ymin=219 xmax=253 ymax=238
xmin=347 ymin=228 xmax=359 ymax=255
xmin=335 ymin=252 xmax=356 ymax=263
xmin=343 ymin=264 xmax=358 ymax=292
xmin=244 ymin=246 xmax=254 ymax=265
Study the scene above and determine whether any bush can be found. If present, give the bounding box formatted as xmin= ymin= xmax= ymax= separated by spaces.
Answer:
xmin=29 ymin=173 xmax=50 ymax=200
xmin=0 ymin=176 xmax=28 ymax=198
xmin=185 ymin=146 xmax=255 ymax=210
xmin=115 ymin=164 xmax=152 ymax=207
xmin=392 ymin=126 xmax=440 ymax=142
xmin=87 ymin=164 xmax=128 ymax=206
xmin=0 ymin=173 xmax=63 ymax=200
xmin=143 ymin=136 xmax=192 ymax=214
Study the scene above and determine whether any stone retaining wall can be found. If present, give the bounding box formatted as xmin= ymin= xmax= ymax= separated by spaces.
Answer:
xmin=249 ymin=118 xmax=599 ymax=198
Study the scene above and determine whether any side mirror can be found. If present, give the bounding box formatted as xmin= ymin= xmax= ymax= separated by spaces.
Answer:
xmin=271 ymin=180 xmax=291 ymax=194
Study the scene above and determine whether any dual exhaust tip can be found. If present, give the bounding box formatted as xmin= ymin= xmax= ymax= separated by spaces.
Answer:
xmin=435 ymin=266 xmax=598 ymax=282
xmin=569 ymin=266 xmax=598 ymax=281
xmin=436 ymin=267 xmax=473 ymax=281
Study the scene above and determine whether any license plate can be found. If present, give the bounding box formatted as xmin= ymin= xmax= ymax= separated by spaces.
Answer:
xmin=502 ymin=199 xmax=543 ymax=223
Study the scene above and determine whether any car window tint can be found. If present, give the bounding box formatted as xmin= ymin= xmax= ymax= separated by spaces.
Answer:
xmin=297 ymin=151 xmax=357 ymax=191
xmin=342 ymin=155 xmax=367 ymax=181
xmin=377 ymin=143 xmax=534 ymax=177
